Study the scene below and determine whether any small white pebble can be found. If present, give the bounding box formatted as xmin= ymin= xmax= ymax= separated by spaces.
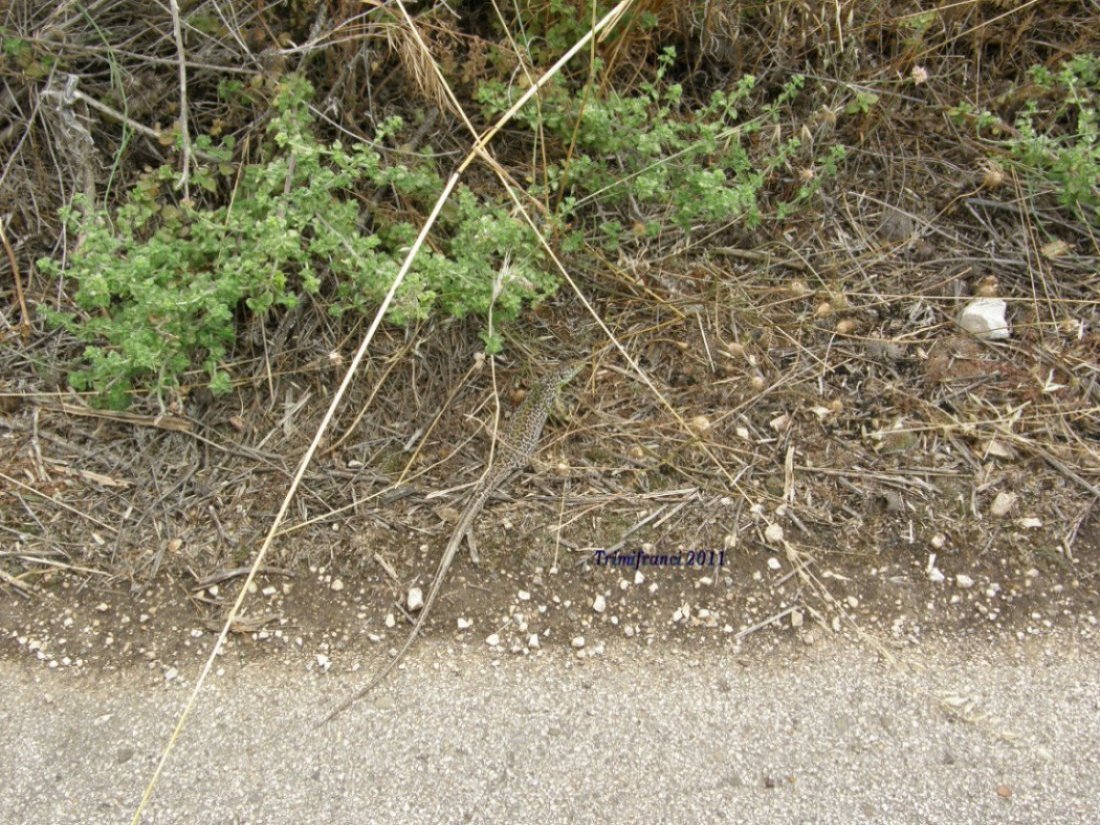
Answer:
xmin=990 ymin=491 xmax=1017 ymax=518
xmin=330 ymin=579 xmax=344 ymax=592
xmin=486 ymin=634 xmax=500 ymax=647
xmin=527 ymin=634 xmax=540 ymax=649
xmin=407 ymin=587 xmax=424 ymax=611
xmin=956 ymin=574 xmax=975 ymax=589
xmin=767 ymin=557 xmax=781 ymax=571
xmin=571 ymin=636 xmax=586 ymax=649
xmin=593 ymin=594 xmax=607 ymax=613
xmin=517 ymin=590 xmax=531 ymax=601
xmin=765 ymin=523 xmax=785 ymax=544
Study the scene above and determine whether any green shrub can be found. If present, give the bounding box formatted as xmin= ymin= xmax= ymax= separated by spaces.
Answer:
xmin=477 ymin=49 xmax=844 ymax=249
xmin=953 ymin=54 xmax=1099 ymax=226
xmin=41 ymin=75 xmax=552 ymax=407
xmin=43 ymin=51 xmax=844 ymax=408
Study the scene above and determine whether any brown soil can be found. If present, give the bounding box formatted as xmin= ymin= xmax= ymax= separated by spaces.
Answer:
xmin=1 ymin=1 xmax=1098 ymax=685
xmin=2 ymin=466 xmax=1097 ymax=682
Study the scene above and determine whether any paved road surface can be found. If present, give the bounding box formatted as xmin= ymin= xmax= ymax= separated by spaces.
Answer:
xmin=2 ymin=632 xmax=1097 ymax=824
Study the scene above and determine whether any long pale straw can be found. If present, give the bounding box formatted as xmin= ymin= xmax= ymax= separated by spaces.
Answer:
xmin=129 ymin=2 xmax=637 ymax=821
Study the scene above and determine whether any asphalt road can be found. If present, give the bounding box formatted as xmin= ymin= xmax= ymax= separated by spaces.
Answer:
xmin=3 ymin=631 xmax=1098 ymax=825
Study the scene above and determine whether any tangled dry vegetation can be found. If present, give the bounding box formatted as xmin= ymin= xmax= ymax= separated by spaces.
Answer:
xmin=0 ymin=0 xmax=1096 ymax=610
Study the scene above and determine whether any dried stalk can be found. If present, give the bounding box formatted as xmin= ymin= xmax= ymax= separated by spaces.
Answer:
xmin=129 ymin=3 xmax=639 ymax=820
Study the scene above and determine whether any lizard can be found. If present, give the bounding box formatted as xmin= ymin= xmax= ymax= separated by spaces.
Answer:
xmin=322 ymin=361 xmax=582 ymax=722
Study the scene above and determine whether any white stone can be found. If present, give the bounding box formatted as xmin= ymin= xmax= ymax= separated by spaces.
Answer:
xmin=767 ymin=557 xmax=781 ymax=570
xmin=571 ymin=636 xmax=586 ymax=649
xmin=517 ymin=590 xmax=531 ymax=601
xmin=527 ymin=634 xmax=540 ymax=649
xmin=791 ymin=609 xmax=804 ymax=628
xmin=407 ymin=587 xmax=424 ymax=611
xmin=958 ymin=298 xmax=1010 ymax=340
xmin=592 ymin=594 xmax=607 ymax=613
xmin=486 ymin=633 xmax=500 ymax=647
xmin=330 ymin=579 xmax=344 ymax=592
xmin=956 ymin=574 xmax=975 ymax=589
xmin=457 ymin=617 xmax=472 ymax=630
xmin=765 ymin=523 xmax=785 ymax=544
xmin=990 ymin=491 xmax=1017 ymax=518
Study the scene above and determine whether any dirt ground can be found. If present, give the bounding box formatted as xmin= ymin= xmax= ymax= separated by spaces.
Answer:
xmin=1 ymin=0 xmax=1098 ymax=688
xmin=2 ymin=411 xmax=1097 ymax=682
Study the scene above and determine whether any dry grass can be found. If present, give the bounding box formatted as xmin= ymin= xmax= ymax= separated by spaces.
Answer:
xmin=1 ymin=5 xmax=1097 ymax=817
xmin=0 ymin=0 xmax=1096 ymax=584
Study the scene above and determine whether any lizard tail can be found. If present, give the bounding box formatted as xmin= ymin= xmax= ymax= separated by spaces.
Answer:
xmin=320 ymin=494 xmax=485 ymax=724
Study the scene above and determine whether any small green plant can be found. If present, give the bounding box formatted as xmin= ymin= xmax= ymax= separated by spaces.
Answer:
xmin=1 ymin=31 xmax=57 ymax=78
xmin=952 ymin=54 xmax=1099 ymax=225
xmin=478 ymin=49 xmax=844 ymax=250
xmin=43 ymin=49 xmax=845 ymax=408
xmin=844 ymin=89 xmax=879 ymax=117
xmin=41 ymin=75 xmax=553 ymax=407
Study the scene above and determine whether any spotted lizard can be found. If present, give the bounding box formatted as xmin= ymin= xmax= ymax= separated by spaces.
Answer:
xmin=322 ymin=362 xmax=581 ymax=722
